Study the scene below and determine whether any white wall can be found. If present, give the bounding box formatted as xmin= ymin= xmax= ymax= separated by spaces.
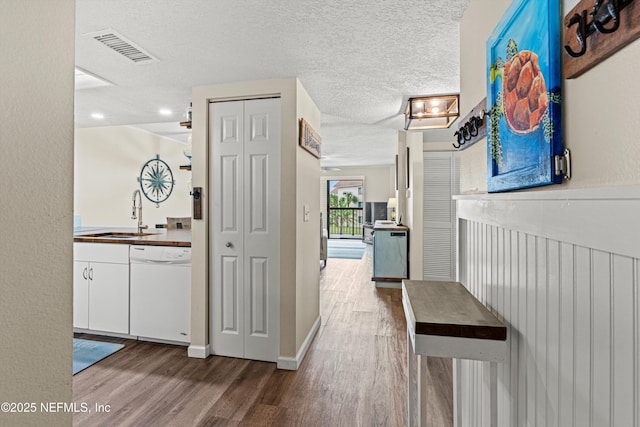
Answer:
xmin=295 ymin=80 xmax=322 ymax=353
xmin=403 ymin=132 xmax=424 ymax=280
xmin=75 ymin=126 xmax=192 ymax=228
xmin=0 ymin=1 xmax=74 ymax=426
xmin=458 ymin=0 xmax=511 ymax=194
xmin=455 ymin=0 xmax=640 ymax=425
xmin=459 ymin=0 xmax=640 ymax=193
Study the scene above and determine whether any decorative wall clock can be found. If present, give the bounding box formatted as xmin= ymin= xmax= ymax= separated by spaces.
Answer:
xmin=137 ymin=155 xmax=175 ymax=207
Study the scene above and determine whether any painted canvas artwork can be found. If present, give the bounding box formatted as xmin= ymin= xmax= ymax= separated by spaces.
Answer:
xmin=486 ymin=0 xmax=563 ymax=192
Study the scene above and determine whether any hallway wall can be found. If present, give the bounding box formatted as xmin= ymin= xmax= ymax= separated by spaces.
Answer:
xmin=455 ymin=1 xmax=640 ymax=426
xmin=459 ymin=0 xmax=640 ymax=193
xmin=0 ymin=1 xmax=75 ymax=426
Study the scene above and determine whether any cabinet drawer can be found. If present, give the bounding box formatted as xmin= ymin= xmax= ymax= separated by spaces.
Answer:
xmin=74 ymin=243 xmax=129 ymax=264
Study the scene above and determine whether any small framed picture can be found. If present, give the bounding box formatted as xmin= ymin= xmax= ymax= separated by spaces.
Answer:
xmin=299 ymin=118 xmax=321 ymax=159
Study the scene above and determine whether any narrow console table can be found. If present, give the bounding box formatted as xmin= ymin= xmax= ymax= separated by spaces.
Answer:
xmin=402 ymin=280 xmax=507 ymax=427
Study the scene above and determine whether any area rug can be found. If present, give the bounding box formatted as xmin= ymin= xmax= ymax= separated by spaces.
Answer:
xmin=73 ymin=338 xmax=124 ymax=375
xmin=327 ymin=239 xmax=366 ymax=259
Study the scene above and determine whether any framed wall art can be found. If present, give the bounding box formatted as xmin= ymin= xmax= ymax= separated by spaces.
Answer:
xmin=486 ymin=0 xmax=563 ymax=192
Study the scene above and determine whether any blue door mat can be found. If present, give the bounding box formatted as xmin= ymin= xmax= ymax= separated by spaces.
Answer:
xmin=73 ymin=338 xmax=124 ymax=375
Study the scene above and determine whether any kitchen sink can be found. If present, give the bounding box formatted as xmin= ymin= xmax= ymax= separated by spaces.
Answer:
xmin=80 ymin=232 xmax=156 ymax=238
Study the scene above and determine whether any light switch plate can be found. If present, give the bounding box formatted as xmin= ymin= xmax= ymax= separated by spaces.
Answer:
xmin=303 ymin=204 xmax=310 ymax=222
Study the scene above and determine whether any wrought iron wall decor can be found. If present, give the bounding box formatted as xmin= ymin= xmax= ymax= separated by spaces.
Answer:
xmin=453 ymin=97 xmax=488 ymax=150
xmin=564 ymin=0 xmax=640 ymax=78
xmin=137 ymin=154 xmax=175 ymax=207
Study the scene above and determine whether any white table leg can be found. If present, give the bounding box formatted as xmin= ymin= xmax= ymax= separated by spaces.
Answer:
xmin=408 ymin=328 xmax=418 ymax=426
xmin=418 ymin=354 xmax=428 ymax=426
xmin=490 ymin=361 xmax=497 ymax=427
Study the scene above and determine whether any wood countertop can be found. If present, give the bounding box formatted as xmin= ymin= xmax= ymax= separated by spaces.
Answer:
xmin=372 ymin=221 xmax=409 ymax=231
xmin=402 ymin=280 xmax=506 ymax=341
xmin=74 ymin=227 xmax=191 ymax=247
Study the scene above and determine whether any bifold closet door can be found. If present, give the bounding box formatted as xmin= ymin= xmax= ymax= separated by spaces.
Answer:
xmin=210 ymin=98 xmax=280 ymax=362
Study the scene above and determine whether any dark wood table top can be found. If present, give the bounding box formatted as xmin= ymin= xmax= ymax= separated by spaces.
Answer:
xmin=402 ymin=280 xmax=506 ymax=341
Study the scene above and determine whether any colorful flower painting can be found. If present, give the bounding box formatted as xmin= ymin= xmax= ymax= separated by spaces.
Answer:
xmin=486 ymin=0 xmax=563 ymax=192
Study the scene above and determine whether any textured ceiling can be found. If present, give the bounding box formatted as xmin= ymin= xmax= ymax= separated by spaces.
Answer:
xmin=75 ymin=0 xmax=469 ymax=167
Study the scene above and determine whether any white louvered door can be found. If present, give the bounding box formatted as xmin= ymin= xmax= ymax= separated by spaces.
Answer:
xmin=423 ymin=151 xmax=459 ymax=281
xmin=210 ymin=98 xmax=280 ymax=362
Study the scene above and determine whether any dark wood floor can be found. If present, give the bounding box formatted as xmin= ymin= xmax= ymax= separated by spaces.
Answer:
xmin=73 ymin=247 xmax=452 ymax=426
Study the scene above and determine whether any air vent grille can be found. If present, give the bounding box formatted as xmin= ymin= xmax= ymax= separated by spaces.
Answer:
xmin=85 ymin=29 xmax=158 ymax=64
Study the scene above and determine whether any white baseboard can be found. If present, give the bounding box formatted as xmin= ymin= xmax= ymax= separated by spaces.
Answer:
xmin=137 ymin=336 xmax=189 ymax=347
xmin=277 ymin=315 xmax=321 ymax=370
xmin=73 ymin=328 xmax=134 ymax=340
xmin=187 ymin=344 xmax=210 ymax=359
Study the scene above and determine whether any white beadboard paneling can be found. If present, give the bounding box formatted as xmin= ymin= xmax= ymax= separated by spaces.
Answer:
xmin=455 ymin=187 xmax=640 ymax=427
xmin=612 ymin=255 xmax=635 ymax=426
xmin=592 ymin=250 xmax=611 ymax=426
xmin=574 ymin=246 xmax=591 ymax=427
xmin=559 ymin=242 xmax=575 ymax=427
xmin=546 ymin=239 xmax=560 ymax=427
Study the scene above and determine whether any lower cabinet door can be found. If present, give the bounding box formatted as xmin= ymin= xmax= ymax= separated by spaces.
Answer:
xmin=73 ymin=261 xmax=89 ymax=329
xmin=88 ymin=262 xmax=129 ymax=334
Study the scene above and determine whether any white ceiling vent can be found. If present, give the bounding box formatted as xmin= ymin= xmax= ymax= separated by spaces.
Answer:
xmin=85 ymin=29 xmax=159 ymax=64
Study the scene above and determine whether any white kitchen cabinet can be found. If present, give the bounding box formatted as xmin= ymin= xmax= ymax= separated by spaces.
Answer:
xmin=73 ymin=243 xmax=129 ymax=334
xmin=73 ymin=261 xmax=90 ymax=329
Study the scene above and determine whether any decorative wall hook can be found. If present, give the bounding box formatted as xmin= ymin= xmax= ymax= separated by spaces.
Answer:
xmin=453 ymin=98 xmax=487 ymax=150
xmin=453 ymin=112 xmax=486 ymax=149
xmin=564 ymin=0 xmax=633 ymax=58
xmin=563 ymin=0 xmax=639 ymax=78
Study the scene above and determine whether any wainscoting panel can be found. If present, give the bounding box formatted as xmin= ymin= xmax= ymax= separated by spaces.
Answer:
xmin=455 ymin=188 xmax=640 ymax=427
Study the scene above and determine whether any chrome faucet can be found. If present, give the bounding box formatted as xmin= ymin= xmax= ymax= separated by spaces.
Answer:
xmin=131 ymin=189 xmax=148 ymax=234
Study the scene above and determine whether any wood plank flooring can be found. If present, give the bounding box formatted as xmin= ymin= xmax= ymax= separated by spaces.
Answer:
xmin=73 ymin=246 xmax=452 ymax=426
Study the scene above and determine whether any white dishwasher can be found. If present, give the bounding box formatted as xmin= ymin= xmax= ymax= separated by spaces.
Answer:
xmin=129 ymin=245 xmax=191 ymax=344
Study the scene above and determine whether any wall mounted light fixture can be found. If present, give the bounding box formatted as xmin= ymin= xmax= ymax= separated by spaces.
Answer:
xmin=404 ymin=94 xmax=460 ymax=130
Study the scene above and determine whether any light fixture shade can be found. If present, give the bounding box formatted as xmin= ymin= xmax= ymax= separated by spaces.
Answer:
xmin=404 ymin=94 xmax=460 ymax=130
xmin=387 ymin=197 xmax=397 ymax=208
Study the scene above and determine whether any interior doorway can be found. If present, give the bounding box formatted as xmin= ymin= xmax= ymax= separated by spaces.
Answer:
xmin=326 ymin=179 xmax=363 ymax=239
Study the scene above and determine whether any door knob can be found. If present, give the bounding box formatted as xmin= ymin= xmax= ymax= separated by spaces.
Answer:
xmin=225 ymin=242 xmax=233 ymax=248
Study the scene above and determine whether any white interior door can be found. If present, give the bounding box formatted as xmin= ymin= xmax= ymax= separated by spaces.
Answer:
xmin=211 ymin=100 xmax=244 ymax=358
xmin=210 ymin=98 xmax=280 ymax=362
xmin=422 ymin=151 xmax=459 ymax=281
